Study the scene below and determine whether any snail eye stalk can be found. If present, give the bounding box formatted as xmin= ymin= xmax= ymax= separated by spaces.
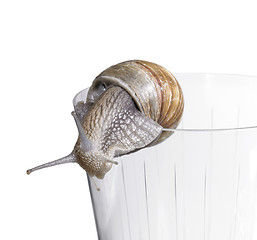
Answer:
xmin=26 ymin=152 xmax=77 ymax=175
xmin=71 ymin=111 xmax=93 ymax=153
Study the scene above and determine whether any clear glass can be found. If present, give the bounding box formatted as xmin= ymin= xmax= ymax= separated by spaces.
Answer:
xmin=73 ymin=73 xmax=257 ymax=240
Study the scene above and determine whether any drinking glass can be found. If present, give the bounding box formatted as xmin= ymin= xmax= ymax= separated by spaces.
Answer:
xmin=74 ymin=73 xmax=257 ymax=240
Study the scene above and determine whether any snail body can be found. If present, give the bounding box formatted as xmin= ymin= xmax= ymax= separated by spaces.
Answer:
xmin=27 ymin=60 xmax=184 ymax=181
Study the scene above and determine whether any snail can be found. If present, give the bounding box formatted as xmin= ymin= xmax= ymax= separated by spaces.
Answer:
xmin=27 ymin=60 xmax=184 ymax=183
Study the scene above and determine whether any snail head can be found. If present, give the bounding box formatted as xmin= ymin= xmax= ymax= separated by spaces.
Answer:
xmin=26 ymin=85 xmax=163 ymax=180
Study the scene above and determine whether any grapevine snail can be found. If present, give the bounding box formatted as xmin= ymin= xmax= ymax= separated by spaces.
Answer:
xmin=27 ymin=60 xmax=184 ymax=183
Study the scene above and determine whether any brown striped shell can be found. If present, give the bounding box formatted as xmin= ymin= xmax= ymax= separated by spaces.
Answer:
xmin=87 ymin=60 xmax=184 ymax=144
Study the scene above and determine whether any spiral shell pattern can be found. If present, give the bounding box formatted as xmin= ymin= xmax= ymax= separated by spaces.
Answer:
xmin=87 ymin=60 xmax=184 ymax=144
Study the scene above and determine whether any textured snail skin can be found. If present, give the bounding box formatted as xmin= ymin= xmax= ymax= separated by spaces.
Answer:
xmin=74 ymin=86 xmax=162 ymax=179
xmin=26 ymin=60 xmax=184 ymax=180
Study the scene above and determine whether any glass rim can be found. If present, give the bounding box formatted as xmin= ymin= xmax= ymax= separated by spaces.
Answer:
xmin=173 ymin=72 xmax=257 ymax=79
xmin=73 ymin=73 xmax=257 ymax=133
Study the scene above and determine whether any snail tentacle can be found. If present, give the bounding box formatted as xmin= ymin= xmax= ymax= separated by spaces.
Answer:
xmin=106 ymin=159 xmax=118 ymax=165
xmin=90 ymin=176 xmax=100 ymax=191
xmin=71 ymin=111 xmax=93 ymax=152
xmin=26 ymin=152 xmax=77 ymax=175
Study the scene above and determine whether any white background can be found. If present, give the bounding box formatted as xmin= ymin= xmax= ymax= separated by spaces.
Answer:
xmin=1 ymin=0 xmax=257 ymax=239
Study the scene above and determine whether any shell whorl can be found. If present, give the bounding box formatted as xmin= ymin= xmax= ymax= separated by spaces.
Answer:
xmin=87 ymin=60 xmax=184 ymax=144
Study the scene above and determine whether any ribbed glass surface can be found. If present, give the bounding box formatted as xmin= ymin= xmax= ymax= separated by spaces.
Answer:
xmin=75 ymin=73 xmax=257 ymax=240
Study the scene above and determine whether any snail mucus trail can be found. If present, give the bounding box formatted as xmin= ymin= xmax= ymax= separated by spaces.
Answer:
xmin=26 ymin=60 xmax=184 ymax=189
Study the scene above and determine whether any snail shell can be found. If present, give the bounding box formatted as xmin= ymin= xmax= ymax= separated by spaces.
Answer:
xmin=86 ymin=60 xmax=184 ymax=143
xmin=27 ymin=60 xmax=184 ymax=181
